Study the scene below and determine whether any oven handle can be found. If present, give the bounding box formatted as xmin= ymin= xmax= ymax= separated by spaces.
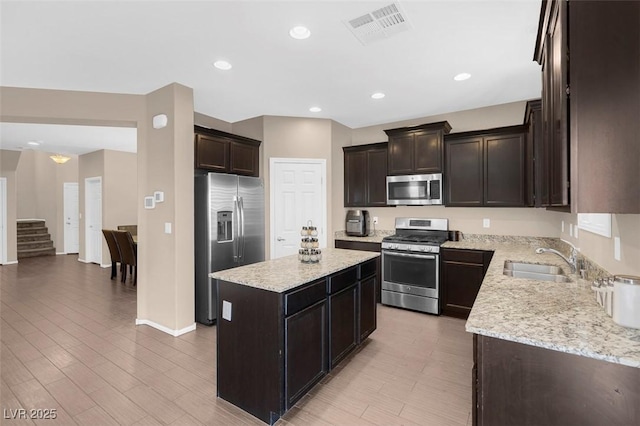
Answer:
xmin=383 ymin=251 xmax=436 ymax=260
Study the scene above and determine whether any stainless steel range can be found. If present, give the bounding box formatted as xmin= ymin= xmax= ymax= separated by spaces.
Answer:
xmin=381 ymin=217 xmax=449 ymax=315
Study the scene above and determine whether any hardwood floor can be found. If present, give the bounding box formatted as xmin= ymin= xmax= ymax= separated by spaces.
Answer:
xmin=1 ymin=255 xmax=472 ymax=425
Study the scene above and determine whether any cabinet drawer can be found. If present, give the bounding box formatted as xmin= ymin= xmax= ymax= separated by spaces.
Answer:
xmin=442 ymin=249 xmax=484 ymax=264
xmin=285 ymin=279 xmax=326 ymax=317
xmin=328 ymin=267 xmax=358 ymax=294
xmin=360 ymin=258 xmax=377 ymax=279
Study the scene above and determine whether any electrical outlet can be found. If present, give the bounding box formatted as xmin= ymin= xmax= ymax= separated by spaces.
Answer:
xmin=569 ymin=223 xmax=573 ymax=237
xmin=373 ymin=216 xmax=379 ymax=225
xmin=561 ymin=221 xmax=565 ymax=232
xmin=614 ymin=237 xmax=621 ymax=261
xmin=574 ymin=226 xmax=579 ymax=238
xmin=483 ymin=218 xmax=490 ymax=228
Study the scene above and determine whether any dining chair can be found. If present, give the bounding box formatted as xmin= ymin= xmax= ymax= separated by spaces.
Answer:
xmin=113 ymin=230 xmax=137 ymax=285
xmin=102 ymin=229 xmax=122 ymax=280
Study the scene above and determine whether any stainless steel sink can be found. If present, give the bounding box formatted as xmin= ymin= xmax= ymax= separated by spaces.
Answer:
xmin=503 ymin=261 xmax=572 ymax=283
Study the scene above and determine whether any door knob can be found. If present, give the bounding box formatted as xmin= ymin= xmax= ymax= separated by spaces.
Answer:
xmin=277 ymin=237 xmax=285 ymax=241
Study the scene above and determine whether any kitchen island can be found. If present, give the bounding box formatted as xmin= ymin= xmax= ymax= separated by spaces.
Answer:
xmin=443 ymin=237 xmax=640 ymax=425
xmin=210 ymin=248 xmax=379 ymax=425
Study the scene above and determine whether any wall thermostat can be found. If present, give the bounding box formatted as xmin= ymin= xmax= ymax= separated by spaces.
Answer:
xmin=154 ymin=191 xmax=164 ymax=203
xmin=144 ymin=196 xmax=155 ymax=209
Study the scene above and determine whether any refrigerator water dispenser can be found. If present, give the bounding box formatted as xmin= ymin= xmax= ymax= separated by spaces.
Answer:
xmin=217 ymin=211 xmax=233 ymax=242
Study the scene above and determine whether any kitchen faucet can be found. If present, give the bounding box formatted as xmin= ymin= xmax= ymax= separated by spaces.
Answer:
xmin=535 ymin=244 xmax=579 ymax=273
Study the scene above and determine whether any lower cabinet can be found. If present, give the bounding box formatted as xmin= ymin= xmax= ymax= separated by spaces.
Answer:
xmin=285 ymin=299 xmax=327 ymax=409
xmin=441 ymin=248 xmax=493 ymax=319
xmin=474 ymin=334 xmax=640 ymax=426
xmin=329 ymin=284 xmax=358 ymax=368
xmin=334 ymin=240 xmax=381 ymax=302
xmin=359 ymin=275 xmax=377 ymax=341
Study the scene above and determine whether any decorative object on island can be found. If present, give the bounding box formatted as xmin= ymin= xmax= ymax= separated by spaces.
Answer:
xmin=612 ymin=275 xmax=640 ymax=329
xmin=299 ymin=221 xmax=321 ymax=263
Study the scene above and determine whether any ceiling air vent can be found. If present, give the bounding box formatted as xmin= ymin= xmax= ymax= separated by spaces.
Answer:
xmin=345 ymin=2 xmax=411 ymax=46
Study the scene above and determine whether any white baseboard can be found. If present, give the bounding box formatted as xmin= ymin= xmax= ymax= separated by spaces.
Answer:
xmin=100 ymin=263 xmax=110 ymax=268
xmin=77 ymin=258 xmax=89 ymax=263
xmin=56 ymin=252 xmax=65 ymax=255
xmin=135 ymin=319 xmax=197 ymax=337
xmin=1 ymin=260 xmax=18 ymax=265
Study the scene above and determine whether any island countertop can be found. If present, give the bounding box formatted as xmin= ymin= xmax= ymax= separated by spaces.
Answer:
xmin=210 ymin=248 xmax=380 ymax=293
xmin=443 ymin=238 xmax=640 ymax=368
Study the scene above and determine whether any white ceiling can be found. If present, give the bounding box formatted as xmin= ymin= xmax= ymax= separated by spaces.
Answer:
xmin=0 ymin=0 xmax=542 ymax=154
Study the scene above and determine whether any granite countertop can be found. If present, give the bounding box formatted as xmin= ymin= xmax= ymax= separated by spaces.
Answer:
xmin=445 ymin=238 xmax=640 ymax=368
xmin=333 ymin=230 xmax=393 ymax=244
xmin=210 ymin=248 xmax=380 ymax=293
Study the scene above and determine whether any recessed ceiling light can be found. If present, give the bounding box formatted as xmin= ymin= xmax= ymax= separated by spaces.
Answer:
xmin=371 ymin=92 xmax=385 ymax=99
xmin=309 ymin=106 xmax=322 ymax=113
xmin=290 ymin=26 xmax=311 ymax=40
xmin=213 ymin=60 xmax=232 ymax=70
xmin=27 ymin=141 xmax=41 ymax=146
xmin=454 ymin=72 xmax=472 ymax=81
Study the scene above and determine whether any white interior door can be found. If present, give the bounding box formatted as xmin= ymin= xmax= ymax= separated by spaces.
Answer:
xmin=0 ymin=177 xmax=6 ymax=265
xmin=85 ymin=177 xmax=102 ymax=264
xmin=270 ymin=158 xmax=326 ymax=259
xmin=64 ymin=182 xmax=79 ymax=254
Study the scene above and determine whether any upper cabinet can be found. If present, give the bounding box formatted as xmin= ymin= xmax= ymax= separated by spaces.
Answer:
xmin=445 ymin=126 xmax=527 ymax=207
xmin=194 ymin=125 xmax=261 ymax=177
xmin=384 ymin=121 xmax=452 ymax=175
xmin=524 ymin=100 xmax=546 ymax=207
xmin=343 ymin=142 xmax=388 ymax=207
xmin=534 ymin=0 xmax=640 ymax=213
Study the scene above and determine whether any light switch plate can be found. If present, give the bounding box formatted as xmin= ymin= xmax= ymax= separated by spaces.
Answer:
xmin=144 ymin=196 xmax=155 ymax=209
xmin=222 ymin=300 xmax=232 ymax=321
xmin=154 ymin=191 xmax=164 ymax=203
xmin=574 ymin=226 xmax=579 ymax=238
xmin=614 ymin=237 xmax=621 ymax=261
xmin=483 ymin=218 xmax=490 ymax=228
xmin=164 ymin=222 xmax=172 ymax=234
xmin=561 ymin=221 xmax=565 ymax=232
xmin=569 ymin=223 xmax=573 ymax=237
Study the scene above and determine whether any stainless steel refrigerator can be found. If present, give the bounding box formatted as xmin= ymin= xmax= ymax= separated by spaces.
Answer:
xmin=194 ymin=172 xmax=265 ymax=325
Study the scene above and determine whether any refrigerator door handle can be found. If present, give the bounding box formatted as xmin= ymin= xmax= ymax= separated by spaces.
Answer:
xmin=239 ymin=197 xmax=246 ymax=260
xmin=233 ymin=196 xmax=239 ymax=261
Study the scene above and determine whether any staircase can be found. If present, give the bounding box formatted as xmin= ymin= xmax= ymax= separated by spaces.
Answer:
xmin=17 ymin=220 xmax=56 ymax=259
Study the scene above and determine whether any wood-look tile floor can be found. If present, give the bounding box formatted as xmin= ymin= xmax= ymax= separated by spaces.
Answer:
xmin=1 ymin=255 xmax=472 ymax=426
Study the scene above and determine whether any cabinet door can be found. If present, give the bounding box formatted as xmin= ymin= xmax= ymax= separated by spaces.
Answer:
xmin=445 ymin=137 xmax=483 ymax=206
xmin=359 ymin=275 xmax=377 ymax=342
xmin=344 ymin=150 xmax=367 ymax=207
xmin=329 ymin=284 xmax=358 ymax=368
xmin=285 ymin=300 xmax=327 ymax=409
xmin=441 ymin=260 xmax=485 ymax=319
xmin=414 ymin=130 xmax=442 ymax=174
xmin=548 ymin=0 xmax=569 ymax=206
xmin=195 ymin=134 xmax=229 ymax=172
xmin=484 ymin=133 xmax=526 ymax=206
xmin=366 ymin=148 xmax=388 ymax=206
xmin=230 ymin=141 xmax=259 ymax=177
xmin=388 ymin=134 xmax=414 ymax=175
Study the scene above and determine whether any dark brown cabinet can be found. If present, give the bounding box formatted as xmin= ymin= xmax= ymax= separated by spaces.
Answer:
xmin=359 ymin=259 xmax=377 ymax=341
xmin=194 ymin=125 xmax=261 ymax=177
xmin=334 ymin=241 xmax=381 ymax=303
xmin=285 ymin=298 xmax=327 ymax=409
xmin=444 ymin=126 xmax=527 ymax=207
xmin=474 ymin=334 xmax=640 ymax=426
xmin=441 ymin=249 xmax=493 ymax=319
xmin=384 ymin=121 xmax=452 ymax=175
xmin=534 ymin=0 xmax=640 ymax=213
xmin=524 ymin=100 xmax=546 ymax=207
xmin=329 ymin=284 xmax=358 ymax=368
xmin=343 ymin=143 xmax=388 ymax=207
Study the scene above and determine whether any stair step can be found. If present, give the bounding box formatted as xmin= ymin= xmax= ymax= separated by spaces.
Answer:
xmin=17 ymin=220 xmax=46 ymax=229
xmin=17 ymin=227 xmax=48 ymax=235
xmin=17 ymin=233 xmax=51 ymax=243
xmin=17 ymin=247 xmax=56 ymax=259
xmin=18 ymin=241 xmax=54 ymax=250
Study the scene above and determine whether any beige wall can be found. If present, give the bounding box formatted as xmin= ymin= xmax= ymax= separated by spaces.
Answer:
xmin=262 ymin=116 xmax=333 ymax=258
xmin=138 ymin=83 xmax=194 ymax=332
xmin=78 ymin=150 xmax=105 ymax=263
xmin=1 ymin=85 xmax=197 ymax=334
xmin=330 ymin=121 xmax=352 ymax=246
xmin=15 ymin=150 xmax=79 ymax=253
xmin=103 ymin=151 xmax=137 ymax=239
xmin=0 ymin=150 xmax=22 ymax=263
xmin=194 ymin=111 xmax=232 ymax=133
xmin=351 ymin=100 xmax=530 ymax=144
xmin=559 ymin=213 xmax=640 ymax=276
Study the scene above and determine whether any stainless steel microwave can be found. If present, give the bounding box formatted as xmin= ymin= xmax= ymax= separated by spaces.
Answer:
xmin=386 ymin=173 xmax=443 ymax=205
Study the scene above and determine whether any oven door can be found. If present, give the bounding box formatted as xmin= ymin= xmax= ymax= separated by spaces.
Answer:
xmin=382 ymin=250 xmax=439 ymax=299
